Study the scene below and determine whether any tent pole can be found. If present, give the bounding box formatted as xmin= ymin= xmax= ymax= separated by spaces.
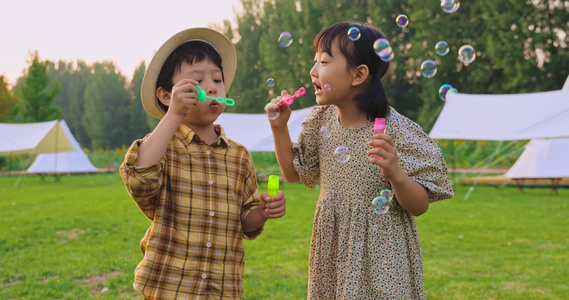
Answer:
xmin=54 ymin=120 xmax=59 ymax=182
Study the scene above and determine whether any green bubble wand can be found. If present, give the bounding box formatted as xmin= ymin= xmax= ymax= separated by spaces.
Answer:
xmin=193 ymin=85 xmax=235 ymax=106
xmin=267 ymin=175 xmax=279 ymax=201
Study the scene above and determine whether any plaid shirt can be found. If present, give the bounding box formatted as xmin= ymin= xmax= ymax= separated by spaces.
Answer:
xmin=120 ymin=124 xmax=262 ymax=299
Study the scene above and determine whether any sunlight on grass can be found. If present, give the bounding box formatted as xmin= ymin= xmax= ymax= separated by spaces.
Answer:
xmin=0 ymin=174 xmax=567 ymax=299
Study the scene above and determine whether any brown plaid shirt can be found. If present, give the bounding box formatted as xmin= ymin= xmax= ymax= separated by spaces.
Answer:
xmin=120 ymin=124 xmax=262 ymax=299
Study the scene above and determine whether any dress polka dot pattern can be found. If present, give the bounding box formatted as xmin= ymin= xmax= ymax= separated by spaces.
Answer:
xmin=292 ymin=105 xmax=454 ymax=299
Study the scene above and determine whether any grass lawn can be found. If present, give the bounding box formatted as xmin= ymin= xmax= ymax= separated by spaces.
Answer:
xmin=0 ymin=173 xmax=567 ymax=299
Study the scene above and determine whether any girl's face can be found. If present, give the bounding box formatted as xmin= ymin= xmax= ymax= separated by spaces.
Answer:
xmin=172 ymin=60 xmax=226 ymax=128
xmin=310 ymin=43 xmax=356 ymax=107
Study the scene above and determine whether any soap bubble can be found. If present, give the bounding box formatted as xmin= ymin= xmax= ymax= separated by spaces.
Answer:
xmin=373 ymin=38 xmax=394 ymax=62
xmin=348 ymin=27 xmax=361 ymax=41
xmin=435 ymin=41 xmax=449 ymax=56
xmin=264 ymin=103 xmax=280 ymax=120
xmin=441 ymin=0 xmax=460 ymax=13
xmin=439 ymin=84 xmax=458 ymax=101
xmin=267 ymin=78 xmax=275 ymax=87
xmin=334 ymin=146 xmax=350 ymax=163
xmin=320 ymin=126 xmax=331 ymax=138
xmin=324 ymin=84 xmax=332 ymax=92
xmin=372 ymin=189 xmax=393 ymax=215
xmin=278 ymin=32 xmax=293 ymax=48
xmin=396 ymin=14 xmax=409 ymax=28
xmin=458 ymin=45 xmax=476 ymax=65
xmin=420 ymin=60 xmax=437 ymax=78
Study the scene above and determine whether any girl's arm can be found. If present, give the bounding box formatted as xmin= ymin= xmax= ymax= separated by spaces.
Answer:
xmin=268 ymin=90 xmax=300 ymax=182
xmin=385 ymin=170 xmax=429 ymax=216
xmin=270 ymin=125 xmax=300 ymax=182
xmin=368 ymin=133 xmax=429 ymax=216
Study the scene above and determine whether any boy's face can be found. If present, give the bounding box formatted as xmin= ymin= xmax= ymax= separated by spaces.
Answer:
xmin=172 ymin=59 xmax=226 ymax=128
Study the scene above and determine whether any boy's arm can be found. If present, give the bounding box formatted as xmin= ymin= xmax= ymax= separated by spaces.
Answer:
xmin=137 ymin=78 xmax=199 ymax=167
xmin=243 ymin=192 xmax=286 ymax=234
xmin=137 ymin=112 xmax=184 ymax=167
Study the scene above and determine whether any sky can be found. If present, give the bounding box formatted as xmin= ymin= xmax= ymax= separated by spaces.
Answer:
xmin=0 ymin=0 xmax=242 ymax=86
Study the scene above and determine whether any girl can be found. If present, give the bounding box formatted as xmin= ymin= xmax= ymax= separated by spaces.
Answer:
xmin=268 ymin=22 xmax=454 ymax=299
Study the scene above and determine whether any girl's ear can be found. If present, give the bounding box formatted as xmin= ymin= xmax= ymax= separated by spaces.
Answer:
xmin=156 ymin=87 xmax=171 ymax=106
xmin=351 ymin=64 xmax=370 ymax=87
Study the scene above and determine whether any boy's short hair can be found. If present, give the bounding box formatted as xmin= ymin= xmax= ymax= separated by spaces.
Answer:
xmin=141 ymin=28 xmax=237 ymax=119
xmin=155 ymin=41 xmax=224 ymax=114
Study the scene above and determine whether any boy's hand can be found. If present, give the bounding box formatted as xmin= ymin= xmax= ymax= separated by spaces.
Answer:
xmin=169 ymin=78 xmax=200 ymax=117
xmin=267 ymin=90 xmax=292 ymax=127
xmin=367 ymin=133 xmax=405 ymax=182
xmin=260 ymin=191 xmax=286 ymax=219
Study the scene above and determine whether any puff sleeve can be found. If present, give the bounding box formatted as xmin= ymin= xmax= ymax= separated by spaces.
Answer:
xmin=292 ymin=106 xmax=324 ymax=188
xmin=389 ymin=110 xmax=454 ymax=202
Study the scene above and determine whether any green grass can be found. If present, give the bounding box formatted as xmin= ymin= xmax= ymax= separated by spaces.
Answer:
xmin=0 ymin=174 xmax=568 ymax=299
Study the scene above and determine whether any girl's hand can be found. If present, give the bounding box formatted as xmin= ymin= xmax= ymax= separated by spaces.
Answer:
xmin=259 ymin=191 xmax=286 ymax=219
xmin=367 ymin=133 xmax=405 ymax=181
xmin=267 ymin=90 xmax=292 ymax=127
xmin=168 ymin=78 xmax=200 ymax=117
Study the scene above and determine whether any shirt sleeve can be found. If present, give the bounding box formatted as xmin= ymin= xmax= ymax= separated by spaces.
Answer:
xmin=239 ymin=149 xmax=263 ymax=240
xmin=292 ymin=106 xmax=323 ymax=188
xmin=391 ymin=113 xmax=454 ymax=203
xmin=119 ymin=138 xmax=166 ymax=220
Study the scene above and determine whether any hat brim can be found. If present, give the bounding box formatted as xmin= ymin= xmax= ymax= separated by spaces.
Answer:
xmin=141 ymin=27 xmax=237 ymax=119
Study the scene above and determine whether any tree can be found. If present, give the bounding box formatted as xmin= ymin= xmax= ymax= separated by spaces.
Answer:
xmin=82 ymin=61 xmax=130 ymax=149
xmin=47 ymin=60 xmax=92 ymax=147
xmin=224 ymin=0 xmax=568 ymax=129
xmin=128 ymin=61 xmax=153 ymax=140
xmin=17 ymin=51 xmax=61 ymax=122
xmin=0 ymin=75 xmax=19 ymax=122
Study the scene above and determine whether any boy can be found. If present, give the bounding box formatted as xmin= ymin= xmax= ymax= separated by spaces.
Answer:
xmin=120 ymin=27 xmax=286 ymax=299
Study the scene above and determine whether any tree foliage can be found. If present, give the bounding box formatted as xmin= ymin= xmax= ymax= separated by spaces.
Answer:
xmin=0 ymin=75 xmax=19 ymax=122
xmin=224 ymin=0 xmax=568 ymax=130
xmin=47 ymin=60 xmax=92 ymax=147
xmin=82 ymin=62 xmax=132 ymax=149
xmin=17 ymin=51 xmax=61 ymax=122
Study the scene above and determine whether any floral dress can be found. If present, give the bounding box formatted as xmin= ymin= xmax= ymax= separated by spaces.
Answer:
xmin=292 ymin=105 xmax=454 ymax=299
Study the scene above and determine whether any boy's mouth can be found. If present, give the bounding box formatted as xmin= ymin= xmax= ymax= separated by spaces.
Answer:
xmin=209 ymin=102 xmax=220 ymax=110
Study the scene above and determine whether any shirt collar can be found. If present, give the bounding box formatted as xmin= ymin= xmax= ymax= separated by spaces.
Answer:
xmin=177 ymin=123 xmax=231 ymax=148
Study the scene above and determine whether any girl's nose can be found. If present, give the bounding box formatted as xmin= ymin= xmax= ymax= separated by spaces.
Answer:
xmin=309 ymin=65 xmax=318 ymax=77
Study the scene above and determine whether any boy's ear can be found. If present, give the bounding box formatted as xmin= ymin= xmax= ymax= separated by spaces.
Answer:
xmin=156 ymin=87 xmax=171 ymax=106
xmin=351 ymin=64 xmax=370 ymax=87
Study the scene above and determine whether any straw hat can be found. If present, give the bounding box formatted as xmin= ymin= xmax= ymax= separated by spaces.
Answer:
xmin=141 ymin=27 xmax=237 ymax=119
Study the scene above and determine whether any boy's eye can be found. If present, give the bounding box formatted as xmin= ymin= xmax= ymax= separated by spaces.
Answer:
xmin=214 ymin=79 xmax=223 ymax=83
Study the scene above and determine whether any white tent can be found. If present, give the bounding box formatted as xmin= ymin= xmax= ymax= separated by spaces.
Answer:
xmin=429 ymin=88 xmax=569 ymax=141
xmin=505 ymin=138 xmax=569 ymax=178
xmin=0 ymin=120 xmax=75 ymax=155
xmin=216 ymin=106 xmax=313 ymax=152
xmin=429 ymin=76 xmax=569 ymax=181
xmin=26 ymin=120 xmax=97 ymax=174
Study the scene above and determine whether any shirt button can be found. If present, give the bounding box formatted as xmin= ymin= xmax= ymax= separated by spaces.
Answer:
xmin=206 ymin=242 xmax=211 ymax=248
xmin=208 ymin=180 xmax=214 ymax=185
xmin=201 ymin=273 xmax=207 ymax=279
xmin=209 ymin=211 xmax=215 ymax=217
xmin=206 ymin=150 xmax=211 ymax=155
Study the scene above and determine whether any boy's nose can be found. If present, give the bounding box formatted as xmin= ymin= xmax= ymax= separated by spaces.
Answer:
xmin=205 ymin=84 xmax=217 ymax=96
